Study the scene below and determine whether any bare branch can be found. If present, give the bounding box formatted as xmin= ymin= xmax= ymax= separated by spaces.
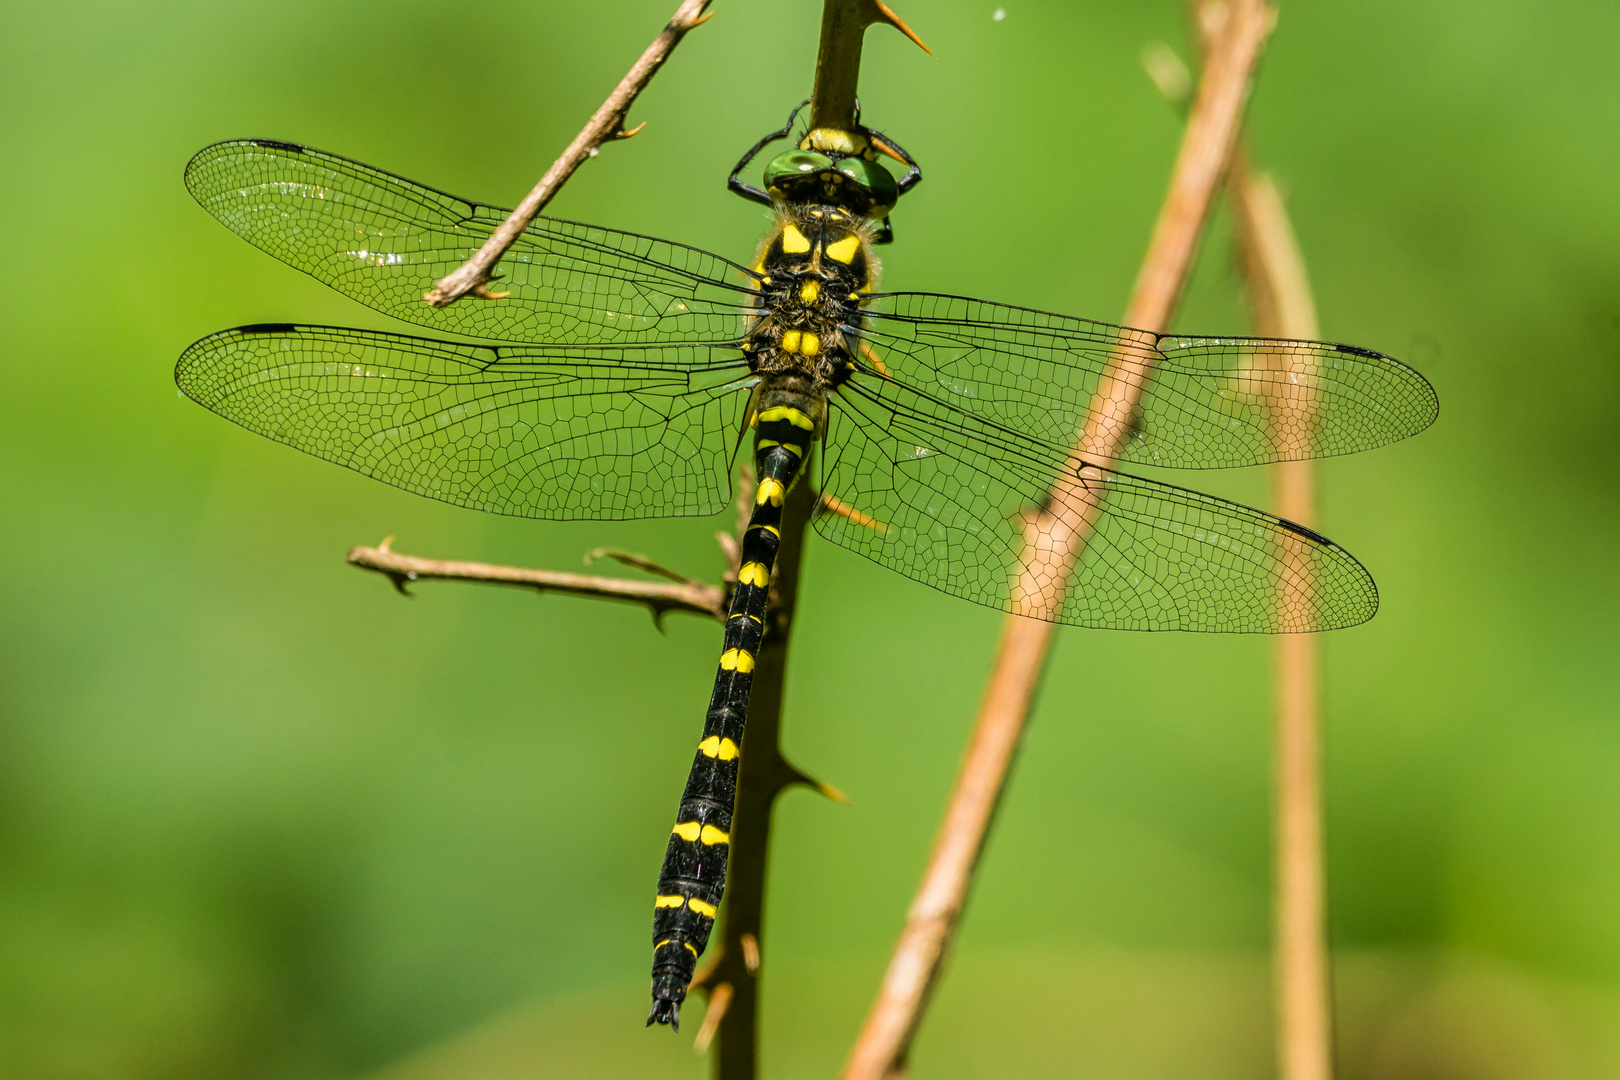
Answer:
xmin=692 ymin=982 xmax=732 ymax=1054
xmin=839 ymin=4 xmax=1277 ymax=1076
xmin=346 ymin=542 xmax=725 ymax=622
xmin=1230 ymin=154 xmax=1334 ymax=1080
xmin=422 ymin=0 xmax=716 ymax=307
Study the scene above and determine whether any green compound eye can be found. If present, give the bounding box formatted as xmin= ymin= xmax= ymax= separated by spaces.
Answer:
xmin=834 ymin=157 xmax=899 ymax=214
xmin=764 ymin=150 xmax=834 ymax=193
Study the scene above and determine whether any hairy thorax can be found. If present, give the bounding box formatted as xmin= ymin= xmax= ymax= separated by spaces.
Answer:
xmin=744 ymin=205 xmax=878 ymax=393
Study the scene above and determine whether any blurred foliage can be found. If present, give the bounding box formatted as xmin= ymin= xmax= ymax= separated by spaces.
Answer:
xmin=1 ymin=0 xmax=1617 ymax=1076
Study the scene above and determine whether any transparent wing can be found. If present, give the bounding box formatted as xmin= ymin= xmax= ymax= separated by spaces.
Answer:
xmin=815 ymin=372 xmax=1377 ymax=632
xmin=862 ymin=293 xmax=1438 ymax=469
xmin=176 ymin=324 xmax=755 ymax=520
xmin=184 ymin=139 xmax=759 ymax=345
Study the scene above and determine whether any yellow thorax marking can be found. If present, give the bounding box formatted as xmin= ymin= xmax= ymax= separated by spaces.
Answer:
xmin=781 ymin=224 xmax=811 ymax=254
xmin=758 ymin=406 xmax=816 ymax=430
xmin=737 ymin=562 xmax=770 ymax=588
xmin=685 ymin=942 xmax=698 ymax=956
xmin=756 ymin=478 xmax=785 ymax=506
xmin=799 ymin=332 xmax=821 ymax=356
xmin=698 ymin=735 xmax=741 ymax=761
xmin=780 ymin=329 xmax=802 ymax=354
xmin=672 ymin=820 xmax=702 ymax=842
xmin=687 ymin=898 xmax=718 ymax=918
xmin=699 ymin=824 xmax=730 ymax=846
xmin=655 ymin=894 xmax=686 ymax=908
xmin=800 ymin=279 xmax=820 ymax=303
xmin=824 ymin=235 xmax=860 ymax=264
xmin=719 ymin=647 xmax=756 ymax=672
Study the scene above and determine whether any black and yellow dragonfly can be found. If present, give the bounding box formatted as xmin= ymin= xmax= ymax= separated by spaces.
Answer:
xmin=176 ymin=111 xmax=1436 ymax=1029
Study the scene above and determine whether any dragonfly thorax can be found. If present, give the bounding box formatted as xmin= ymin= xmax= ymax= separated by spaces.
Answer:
xmin=746 ymin=206 xmax=874 ymax=391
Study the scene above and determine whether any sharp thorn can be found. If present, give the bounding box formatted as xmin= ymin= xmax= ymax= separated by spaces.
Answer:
xmin=781 ymin=759 xmax=851 ymax=804
xmin=692 ymin=982 xmax=731 ymax=1053
xmin=815 ymin=779 xmax=852 ymax=805
xmin=868 ymin=0 xmax=933 ymax=55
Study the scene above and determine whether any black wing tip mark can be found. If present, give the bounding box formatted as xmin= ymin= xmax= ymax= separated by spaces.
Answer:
xmin=1278 ymin=517 xmax=1333 ymax=546
xmin=235 ymin=322 xmax=301 ymax=335
xmin=186 ymin=137 xmax=486 ymax=219
xmin=1332 ymin=342 xmax=1384 ymax=360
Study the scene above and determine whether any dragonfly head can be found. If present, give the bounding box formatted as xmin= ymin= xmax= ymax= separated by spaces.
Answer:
xmin=731 ymin=103 xmax=922 ymax=244
xmin=762 ymin=137 xmax=899 ymax=220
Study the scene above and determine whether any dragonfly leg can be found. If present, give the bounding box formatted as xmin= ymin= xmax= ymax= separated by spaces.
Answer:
xmin=727 ymin=99 xmax=810 ymax=207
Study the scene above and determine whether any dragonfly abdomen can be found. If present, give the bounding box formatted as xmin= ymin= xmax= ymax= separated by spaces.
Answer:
xmin=646 ymin=386 xmax=824 ymax=1029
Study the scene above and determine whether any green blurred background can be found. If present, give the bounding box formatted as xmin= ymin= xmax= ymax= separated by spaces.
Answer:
xmin=3 ymin=0 xmax=1617 ymax=1076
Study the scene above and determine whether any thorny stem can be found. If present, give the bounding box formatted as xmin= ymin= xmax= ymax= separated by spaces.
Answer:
xmin=1230 ymin=154 xmax=1334 ymax=1080
xmin=676 ymin=4 xmax=923 ymax=1075
xmin=374 ymin=1 xmax=920 ymax=1076
xmin=809 ymin=0 xmax=931 ymax=132
xmin=422 ymin=0 xmax=715 ymax=307
xmin=840 ymin=3 xmax=1276 ymax=1076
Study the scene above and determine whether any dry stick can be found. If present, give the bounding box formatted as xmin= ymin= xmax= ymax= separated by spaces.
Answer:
xmin=1160 ymin=9 xmax=1333 ymax=1072
xmin=1229 ymin=156 xmax=1334 ymax=1080
xmin=423 ymin=0 xmax=715 ymax=307
xmin=348 ymin=540 xmax=725 ymax=621
xmin=839 ymin=3 xmax=1276 ymax=1076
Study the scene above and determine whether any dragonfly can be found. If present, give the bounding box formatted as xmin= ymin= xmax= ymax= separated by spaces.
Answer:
xmin=175 ymin=104 xmax=1436 ymax=1030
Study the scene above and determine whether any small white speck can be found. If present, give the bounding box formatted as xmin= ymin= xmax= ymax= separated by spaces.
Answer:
xmin=992 ymin=7 xmax=1006 ymax=20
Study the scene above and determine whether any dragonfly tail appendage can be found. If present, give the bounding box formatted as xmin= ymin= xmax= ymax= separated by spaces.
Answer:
xmin=647 ymin=399 xmax=814 ymax=1030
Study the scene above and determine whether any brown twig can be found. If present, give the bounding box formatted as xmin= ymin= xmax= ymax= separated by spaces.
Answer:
xmin=839 ymin=3 xmax=1276 ymax=1076
xmin=1150 ymin=16 xmax=1333 ymax=1074
xmin=1230 ymin=156 xmax=1333 ymax=1080
xmin=422 ymin=0 xmax=715 ymax=307
xmin=347 ymin=539 xmax=725 ymax=623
